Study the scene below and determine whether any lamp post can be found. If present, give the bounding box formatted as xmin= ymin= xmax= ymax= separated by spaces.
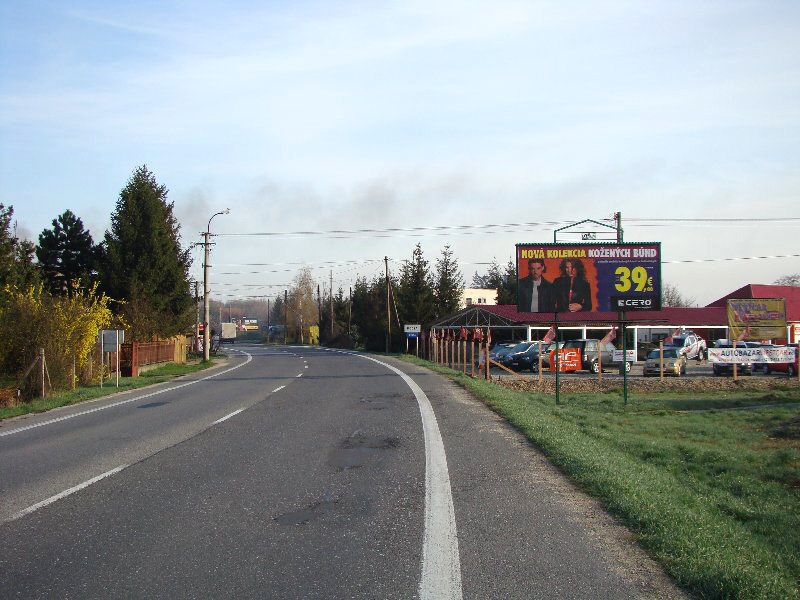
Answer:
xmin=203 ymin=209 xmax=229 ymax=361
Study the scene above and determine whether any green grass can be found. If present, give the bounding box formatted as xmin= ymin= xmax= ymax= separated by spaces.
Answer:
xmin=0 ymin=357 xmax=219 ymax=421
xmin=401 ymin=356 xmax=800 ymax=599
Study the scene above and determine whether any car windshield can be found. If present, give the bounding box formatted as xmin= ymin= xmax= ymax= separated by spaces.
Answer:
xmin=648 ymin=348 xmax=678 ymax=359
xmin=670 ymin=336 xmax=687 ymax=346
xmin=510 ymin=342 xmax=533 ymax=353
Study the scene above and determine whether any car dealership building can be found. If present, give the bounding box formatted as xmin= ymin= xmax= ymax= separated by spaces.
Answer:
xmin=431 ymin=283 xmax=800 ymax=359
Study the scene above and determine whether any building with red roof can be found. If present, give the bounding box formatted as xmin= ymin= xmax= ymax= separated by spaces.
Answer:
xmin=432 ymin=284 xmax=800 ymax=355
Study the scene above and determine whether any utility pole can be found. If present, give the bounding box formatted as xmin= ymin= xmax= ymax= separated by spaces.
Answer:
xmin=203 ymin=209 xmax=229 ymax=361
xmin=284 ymin=289 xmax=288 ymax=344
xmin=194 ymin=281 xmax=199 ymax=352
xmin=385 ymin=256 xmax=390 ymax=353
xmin=330 ymin=270 xmax=334 ymax=338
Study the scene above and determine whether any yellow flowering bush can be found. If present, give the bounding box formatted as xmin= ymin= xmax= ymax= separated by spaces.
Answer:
xmin=0 ymin=283 xmax=116 ymax=397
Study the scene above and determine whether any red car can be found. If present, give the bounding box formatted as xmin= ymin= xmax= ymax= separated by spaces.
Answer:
xmin=764 ymin=343 xmax=798 ymax=377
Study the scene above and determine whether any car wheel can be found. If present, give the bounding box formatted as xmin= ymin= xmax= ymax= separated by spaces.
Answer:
xmin=530 ymin=363 xmax=538 ymax=373
xmin=590 ymin=360 xmax=599 ymax=374
xmin=789 ymin=365 xmax=796 ymax=377
xmin=625 ymin=361 xmax=632 ymax=373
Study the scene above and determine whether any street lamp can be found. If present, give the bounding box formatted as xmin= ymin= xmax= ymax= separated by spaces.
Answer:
xmin=203 ymin=208 xmax=230 ymax=361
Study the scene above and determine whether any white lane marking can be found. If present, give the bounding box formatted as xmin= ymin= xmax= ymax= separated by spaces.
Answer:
xmin=296 ymin=373 xmax=303 ymax=378
xmin=10 ymin=465 xmax=128 ymax=522
xmin=212 ymin=409 xmax=244 ymax=425
xmin=0 ymin=352 xmax=254 ymax=438
xmin=304 ymin=365 xmax=309 ymax=369
xmin=343 ymin=350 xmax=462 ymax=600
xmin=272 ymin=386 xmax=286 ymax=393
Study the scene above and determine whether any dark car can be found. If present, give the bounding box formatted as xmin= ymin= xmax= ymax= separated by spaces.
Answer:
xmin=558 ymin=339 xmax=633 ymax=373
xmin=711 ymin=339 xmax=752 ymax=376
xmin=488 ymin=342 xmax=518 ymax=364
xmin=501 ymin=341 xmax=547 ymax=372
xmin=764 ymin=343 xmax=798 ymax=377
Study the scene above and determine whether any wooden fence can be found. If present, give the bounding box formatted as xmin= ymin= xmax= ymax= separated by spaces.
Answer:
xmin=120 ymin=337 xmax=188 ymax=377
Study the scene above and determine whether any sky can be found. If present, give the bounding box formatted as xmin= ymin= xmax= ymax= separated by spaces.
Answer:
xmin=2 ymin=0 xmax=799 ymax=308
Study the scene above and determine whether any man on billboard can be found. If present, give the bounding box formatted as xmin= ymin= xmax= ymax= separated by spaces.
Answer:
xmin=554 ymin=258 xmax=592 ymax=312
xmin=518 ymin=258 xmax=555 ymax=312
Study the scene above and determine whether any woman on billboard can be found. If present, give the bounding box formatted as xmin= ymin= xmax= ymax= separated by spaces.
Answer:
xmin=554 ymin=258 xmax=592 ymax=312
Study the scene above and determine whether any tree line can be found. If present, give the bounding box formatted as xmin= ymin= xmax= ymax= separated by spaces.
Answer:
xmin=3 ymin=163 xmax=798 ymax=391
xmin=1 ymin=165 xmax=193 ymax=396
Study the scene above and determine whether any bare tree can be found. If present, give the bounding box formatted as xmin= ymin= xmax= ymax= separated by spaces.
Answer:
xmin=774 ymin=273 xmax=800 ymax=286
xmin=285 ymin=267 xmax=318 ymax=343
xmin=661 ymin=283 xmax=696 ymax=308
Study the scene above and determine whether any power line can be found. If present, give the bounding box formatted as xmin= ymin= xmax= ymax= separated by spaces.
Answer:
xmin=211 ymin=217 xmax=800 ymax=240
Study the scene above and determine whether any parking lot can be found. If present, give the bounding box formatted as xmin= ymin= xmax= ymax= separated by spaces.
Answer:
xmin=487 ymin=360 xmax=789 ymax=380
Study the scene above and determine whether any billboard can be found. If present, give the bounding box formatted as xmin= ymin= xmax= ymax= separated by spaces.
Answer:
xmin=727 ymin=298 xmax=786 ymax=341
xmin=516 ymin=242 xmax=661 ymax=312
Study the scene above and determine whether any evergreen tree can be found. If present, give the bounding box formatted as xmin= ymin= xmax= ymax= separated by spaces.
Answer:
xmin=350 ymin=274 xmax=388 ymax=351
xmin=0 ymin=204 xmax=39 ymax=298
xmin=499 ymin=258 xmax=518 ymax=305
xmin=100 ymin=165 xmax=193 ymax=340
xmin=434 ymin=244 xmax=464 ymax=317
xmin=396 ymin=243 xmax=436 ymax=328
xmin=484 ymin=259 xmax=504 ymax=303
xmin=471 ymin=271 xmax=489 ymax=288
xmin=482 ymin=257 xmax=517 ymax=304
xmin=36 ymin=209 xmax=99 ymax=296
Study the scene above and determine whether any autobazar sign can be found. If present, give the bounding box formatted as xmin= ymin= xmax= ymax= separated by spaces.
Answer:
xmin=516 ymin=242 xmax=661 ymax=313
xmin=708 ymin=346 xmax=796 ymax=364
xmin=727 ymin=298 xmax=787 ymax=341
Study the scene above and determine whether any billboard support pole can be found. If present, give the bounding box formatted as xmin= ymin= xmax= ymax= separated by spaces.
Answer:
xmin=621 ymin=312 xmax=628 ymax=405
xmin=554 ymin=311 xmax=560 ymax=406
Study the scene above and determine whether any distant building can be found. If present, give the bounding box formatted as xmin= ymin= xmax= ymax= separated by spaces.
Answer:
xmin=461 ymin=288 xmax=497 ymax=309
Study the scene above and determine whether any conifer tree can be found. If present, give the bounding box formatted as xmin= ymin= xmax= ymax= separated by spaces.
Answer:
xmin=100 ymin=166 xmax=193 ymax=340
xmin=396 ymin=243 xmax=436 ymax=328
xmin=0 ymin=204 xmax=39 ymax=299
xmin=36 ymin=210 xmax=99 ymax=296
xmin=434 ymin=244 xmax=464 ymax=317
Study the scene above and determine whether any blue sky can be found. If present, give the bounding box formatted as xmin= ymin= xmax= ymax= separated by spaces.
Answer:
xmin=2 ymin=0 xmax=799 ymax=306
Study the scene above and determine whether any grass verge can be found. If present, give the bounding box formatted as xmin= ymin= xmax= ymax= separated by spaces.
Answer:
xmin=401 ymin=356 xmax=800 ymax=599
xmin=0 ymin=357 xmax=220 ymax=421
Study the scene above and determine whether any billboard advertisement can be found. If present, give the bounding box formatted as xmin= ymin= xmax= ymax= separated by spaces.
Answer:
xmin=727 ymin=298 xmax=787 ymax=341
xmin=516 ymin=242 xmax=661 ymax=313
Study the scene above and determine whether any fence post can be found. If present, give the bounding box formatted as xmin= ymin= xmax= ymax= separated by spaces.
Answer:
xmin=40 ymin=348 xmax=46 ymax=398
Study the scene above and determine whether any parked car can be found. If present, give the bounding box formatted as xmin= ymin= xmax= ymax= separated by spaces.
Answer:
xmin=764 ymin=343 xmax=798 ymax=377
xmin=554 ymin=339 xmax=633 ymax=373
xmin=643 ymin=347 xmax=687 ymax=377
xmin=488 ymin=342 xmax=518 ymax=364
xmin=743 ymin=342 xmax=772 ymax=372
xmin=540 ymin=341 xmax=564 ymax=370
xmin=500 ymin=341 xmax=540 ymax=372
xmin=711 ymin=339 xmax=752 ymax=376
xmin=665 ymin=331 xmax=707 ymax=361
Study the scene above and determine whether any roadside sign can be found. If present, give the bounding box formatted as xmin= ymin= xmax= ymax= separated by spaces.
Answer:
xmin=613 ymin=349 xmax=636 ymax=362
xmin=101 ymin=329 xmax=124 ymax=352
xmin=404 ymin=324 xmax=421 ymax=334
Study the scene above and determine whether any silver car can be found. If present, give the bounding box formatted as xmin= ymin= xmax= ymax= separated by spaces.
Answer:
xmin=643 ymin=347 xmax=687 ymax=377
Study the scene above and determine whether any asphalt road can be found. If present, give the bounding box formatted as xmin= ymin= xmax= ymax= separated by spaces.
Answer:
xmin=0 ymin=344 xmax=685 ymax=599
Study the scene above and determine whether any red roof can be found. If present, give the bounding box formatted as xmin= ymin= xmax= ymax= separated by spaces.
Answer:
xmin=480 ymin=305 xmax=728 ymax=326
xmin=707 ymin=284 xmax=800 ymax=320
